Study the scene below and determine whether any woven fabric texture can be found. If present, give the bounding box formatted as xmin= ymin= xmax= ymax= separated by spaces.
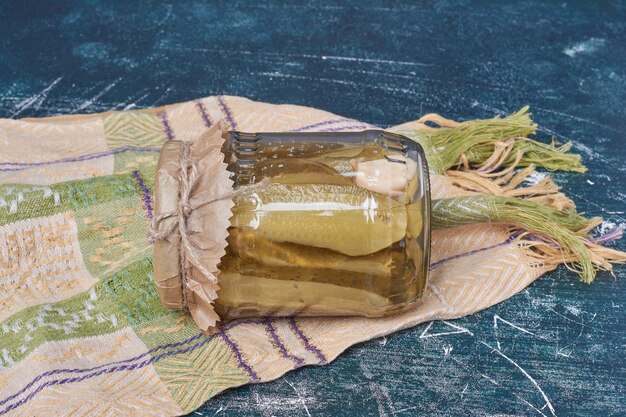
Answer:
xmin=0 ymin=96 xmax=553 ymax=416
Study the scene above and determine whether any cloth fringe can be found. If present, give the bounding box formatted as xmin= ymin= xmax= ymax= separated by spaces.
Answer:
xmin=518 ymin=232 xmax=626 ymax=278
xmin=445 ymin=166 xmax=575 ymax=211
xmin=397 ymin=105 xmax=622 ymax=284
xmin=401 ymin=106 xmax=586 ymax=174
xmin=431 ymin=196 xmax=626 ymax=284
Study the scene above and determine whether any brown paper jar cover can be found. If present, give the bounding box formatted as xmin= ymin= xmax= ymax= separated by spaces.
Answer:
xmin=153 ymin=121 xmax=235 ymax=334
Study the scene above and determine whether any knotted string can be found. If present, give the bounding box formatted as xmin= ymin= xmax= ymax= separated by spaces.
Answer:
xmin=151 ymin=140 xmax=268 ymax=311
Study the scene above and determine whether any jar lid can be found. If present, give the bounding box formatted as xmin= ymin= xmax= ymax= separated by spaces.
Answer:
xmin=152 ymin=121 xmax=234 ymax=334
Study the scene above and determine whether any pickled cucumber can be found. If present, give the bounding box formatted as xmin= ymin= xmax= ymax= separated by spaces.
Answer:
xmin=252 ymin=159 xmax=352 ymax=186
xmin=227 ymin=228 xmax=393 ymax=276
xmin=406 ymin=200 xmax=423 ymax=239
xmin=220 ymin=254 xmax=392 ymax=295
xmin=231 ymin=183 xmax=407 ymax=256
xmin=215 ymin=273 xmax=393 ymax=318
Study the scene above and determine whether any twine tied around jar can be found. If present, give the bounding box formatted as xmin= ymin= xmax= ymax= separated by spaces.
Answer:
xmin=151 ymin=138 xmax=268 ymax=317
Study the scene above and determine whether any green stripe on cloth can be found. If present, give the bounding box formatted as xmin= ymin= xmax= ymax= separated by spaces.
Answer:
xmin=103 ymin=110 xmax=168 ymax=149
xmin=0 ymin=282 xmax=127 ymax=367
xmin=0 ymin=167 xmax=155 ymax=226
xmin=76 ymin=196 xmax=152 ymax=278
xmin=0 ymin=256 xmax=178 ymax=367
xmin=154 ymin=336 xmax=250 ymax=413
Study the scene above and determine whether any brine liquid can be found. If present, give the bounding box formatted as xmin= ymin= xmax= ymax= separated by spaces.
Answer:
xmin=215 ymin=140 xmax=427 ymax=318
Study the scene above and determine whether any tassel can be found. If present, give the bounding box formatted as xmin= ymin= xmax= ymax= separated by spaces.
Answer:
xmin=399 ymin=106 xmax=586 ymax=174
xmin=446 ymin=166 xmax=575 ymax=210
xmin=431 ymin=196 xmax=626 ymax=283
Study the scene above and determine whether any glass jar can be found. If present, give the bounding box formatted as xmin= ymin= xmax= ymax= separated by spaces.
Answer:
xmin=215 ymin=130 xmax=431 ymax=319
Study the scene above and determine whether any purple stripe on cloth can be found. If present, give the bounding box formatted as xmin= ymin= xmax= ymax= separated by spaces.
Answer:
xmin=262 ymin=318 xmax=305 ymax=367
xmin=288 ymin=318 xmax=327 ymax=364
xmin=0 ymin=166 xmax=38 ymax=172
xmin=429 ymin=234 xmax=518 ymax=270
xmin=218 ymin=330 xmax=260 ymax=381
xmin=0 ymin=146 xmax=160 ymax=171
xmin=3 ymin=317 xmax=304 ymax=412
xmin=221 ymin=318 xmax=264 ymax=331
xmin=320 ymin=124 xmax=370 ymax=132
xmin=132 ymin=170 xmax=153 ymax=220
xmin=289 ymin=118 xmax=354 ymax=132
xmin=217 ymin=96 xmax=238 ymax=130
xmin=195 ymin=100 xmax=213 ymax=128
xmin=0 ymin=334 xmax=208 ymax=415
xmin=3 ymin=321 xmax=269 ymax=410
xmin=157 ymin=110 xmax=175 ymax=141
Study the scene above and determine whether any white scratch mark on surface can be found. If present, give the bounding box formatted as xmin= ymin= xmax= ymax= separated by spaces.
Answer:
xmin=460 ymin=383 xmax=468 ymax=398
xmin=331 ymin=66 xmax=509 ymax=91
xmin=493 ymin=315 xmax=535 ymax=350
xmin=565 ymin=306 xmax=581 ymax=317
xmin=534 ymin=106 xmax=614 ymax=131
xmin=11 ymin=77 xmax=63 ymax=118
xmin=256 ymin=71 xmax=415 ymax=95
xmin=481 ymin=372 xmax=550 ymax=417
xmin=548 ymin=308 xmax=591 ymax=328
xmin=481 ymin=342 xmax=557 ymax=417
xmin=118 ymin=89 xmax=151 ymax=110
xmin=318 ymin=54 xmax=431 ymax=67
xmin=536 ymin=125 xmax=570 ymax=142
xmin=573 ymin=141 xmax=608 ymax=162
xmin=72 ymin=78 xmax=121 ymax=113
xmin=420 ymin=320 xmax=474 ymax=339
xmin=283 ymin=377 xmax=311 ymax=417
xmin=391 ymin=405 xmax=420 ymax=415
xmin=563 ymin=38 xmax=606 ymax=57
xmin=156 ymin=4 xmax=173 ymax=26
xmin=360 ymin=363 xmax=394 ymax=417
xmin=253 ymin=389 xmax=274 ymax=417
xmin=524 ymin=171 xmax=548 ymax=186
xmin=598 ymin=220 xmax=623 ymax=235
xmin=150 ymin=84 xmax=175 ymax=106
xmin=555 ymin=344 xmax=572 ymax=358
xmin=470 ymin=100 xmax=507 ymax=115
xmin=158 ymin=45 xmax=432 ymax=67
xmin=480 ymin=372 xmax=499 ymax=386
xmin=332 ymin=66 xmax=417 ymax=79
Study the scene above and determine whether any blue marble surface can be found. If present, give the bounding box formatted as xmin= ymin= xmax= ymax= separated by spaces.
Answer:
xmin=1 ymin=1 xmax=624 ymax=416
